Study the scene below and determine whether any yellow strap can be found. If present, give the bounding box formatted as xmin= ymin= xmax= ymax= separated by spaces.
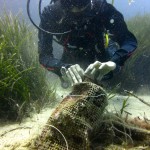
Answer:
xmin=104 ymin=33 xmax=109 ymax=48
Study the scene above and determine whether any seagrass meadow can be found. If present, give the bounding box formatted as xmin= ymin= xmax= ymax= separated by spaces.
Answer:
xmin=0 ymin=12 xmax=56 ymax=121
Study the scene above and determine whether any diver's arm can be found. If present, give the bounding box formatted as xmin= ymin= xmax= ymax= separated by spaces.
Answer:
xmin=38 ymin=31 xmax=62 ymax=76
xmin=38 ymin=5 xmax=70 ymax=77
xmin=102 ymin=3 xmax=138 ymax=66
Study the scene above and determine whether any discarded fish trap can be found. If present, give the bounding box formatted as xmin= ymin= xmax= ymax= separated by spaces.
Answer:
xmin=32 ymin=82 xmax=108 ymax=150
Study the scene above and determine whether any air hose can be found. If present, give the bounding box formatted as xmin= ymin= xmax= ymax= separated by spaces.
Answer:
xmin=27 ymin=0 xmax=71 ymax=35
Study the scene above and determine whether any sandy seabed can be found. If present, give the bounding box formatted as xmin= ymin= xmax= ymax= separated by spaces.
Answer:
xmin=0 ymin=108 xmax=55 ymax=150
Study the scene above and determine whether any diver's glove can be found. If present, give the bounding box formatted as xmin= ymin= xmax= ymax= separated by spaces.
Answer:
xmin=60 ymin=64 xmax=84 ymax=88
xmin=84 ymin=61 xmax=116 ymax=82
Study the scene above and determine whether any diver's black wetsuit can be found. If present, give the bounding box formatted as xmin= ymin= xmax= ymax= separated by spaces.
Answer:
xmin=38 ymin=0 xmax=137 ymax=79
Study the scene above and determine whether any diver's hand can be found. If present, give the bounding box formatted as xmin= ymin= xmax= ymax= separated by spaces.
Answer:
xmin=60 ymin=64 xmax=84 ymax=88
xmin=84 ymin=61 xmax=116 ymax=82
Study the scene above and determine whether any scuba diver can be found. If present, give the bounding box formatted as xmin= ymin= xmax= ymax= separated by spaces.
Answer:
xmin=35 ymin=0 xmax=137 ymax=88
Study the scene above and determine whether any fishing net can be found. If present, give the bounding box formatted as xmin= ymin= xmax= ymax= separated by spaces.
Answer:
xmin=31 ymin=82 xmax=107 ymax=150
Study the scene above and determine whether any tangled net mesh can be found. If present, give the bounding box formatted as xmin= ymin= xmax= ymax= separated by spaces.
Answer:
xmin=31 ymin=82 xmax=108 ymax=150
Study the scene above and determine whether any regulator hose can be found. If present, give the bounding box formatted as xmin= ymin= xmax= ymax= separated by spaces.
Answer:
xmin=27 ymin=0 xmax=71 ymax=35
